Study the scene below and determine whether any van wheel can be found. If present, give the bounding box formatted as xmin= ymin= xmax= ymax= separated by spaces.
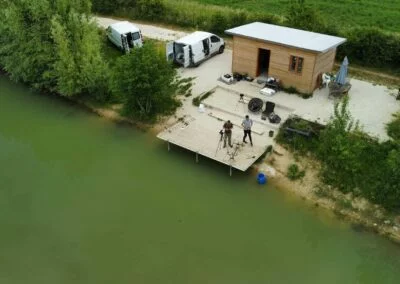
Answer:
xmin=219 ymin=45 xmax=225 ymax=54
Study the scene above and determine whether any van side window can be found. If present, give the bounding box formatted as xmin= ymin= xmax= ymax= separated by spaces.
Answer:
xmin=211 ymin=36 xmax=220 ymax=43
xmin=132 ymin=32 xmax=140 ymax=40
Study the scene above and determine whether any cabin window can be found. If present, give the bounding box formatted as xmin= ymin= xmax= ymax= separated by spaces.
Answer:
xmin=211 ymin=36 xmax=220 ymax=43
xmin=289 ymin=55 xmax=304 ymax=74
xmin=132 ymin=32 xmax=140 ymax=41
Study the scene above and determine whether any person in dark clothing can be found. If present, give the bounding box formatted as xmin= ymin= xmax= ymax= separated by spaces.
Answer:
xmin=241 ymin=115 xmax=253 ymax=146
xmin=223 ymin=120 xmax=233 ymax=148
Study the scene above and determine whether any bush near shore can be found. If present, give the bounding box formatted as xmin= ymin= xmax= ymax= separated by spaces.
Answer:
xmin=92 ymin=0 xmax=400 ymax=72
xmin=277 ymin=98 xmax=400 ymax=212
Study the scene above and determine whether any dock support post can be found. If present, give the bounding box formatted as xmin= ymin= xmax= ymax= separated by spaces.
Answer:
xmin=196 ymin=152 xmax=199 ymax=163
xmin=167 ymin=141 xmax=170 ymax=152
xmin=230 ymin=165 xmax=232 ymax=177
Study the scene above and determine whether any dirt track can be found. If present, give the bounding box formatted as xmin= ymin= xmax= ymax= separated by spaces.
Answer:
xmin=96 ymin=16 xmax=188 ymax=41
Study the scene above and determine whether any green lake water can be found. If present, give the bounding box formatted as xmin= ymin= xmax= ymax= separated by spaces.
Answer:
xmin=1 ymin=76 xmax=400 ymax=283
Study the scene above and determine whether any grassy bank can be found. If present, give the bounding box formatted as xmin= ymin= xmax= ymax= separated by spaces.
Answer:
xmin=275 ymin=101 xmax=400 ymax=213
xmin=193 ymin=0 xmax=400 ymax=33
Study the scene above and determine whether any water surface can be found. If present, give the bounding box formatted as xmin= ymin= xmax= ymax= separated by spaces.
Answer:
xmin=1 ymin=76 xmax=400 ymax=283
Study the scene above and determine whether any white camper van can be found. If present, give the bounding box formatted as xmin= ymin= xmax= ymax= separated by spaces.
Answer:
xmin=106 ymin=21 xmax=143 ymax=53
xmin=166 ymin=31 xmax=225 ymax=67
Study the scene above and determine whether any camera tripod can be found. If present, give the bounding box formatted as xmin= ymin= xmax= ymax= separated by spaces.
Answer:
xmin=214 ymin=130 xmax=224 ymax=156
xmin=235 ymin=93 xmax=246 ymax=112
xmin=227 ymin=142 xmax=241 ymax=162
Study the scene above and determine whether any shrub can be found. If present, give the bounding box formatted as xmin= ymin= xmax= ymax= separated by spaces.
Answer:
xmin=192 ymin=90 xmax=214 ymax=106
xmin=135 ymin=0 xmax=166 ymax=21
xmin=92 ymin=0 xmax=135 ymax=14
xmin=337 ymin=27 xmax=400 ymax=70
xmin=386 ymin=113 xmax=400 ymax=140
xmin=286 ymin=0 xmax=327 ymax=33
xmin=287 ymin=163 xmax=306 ymax=181
xmin=281 ymin=86 xmax=313 ymax=99
xmin=209 ymin=12 xmax=228 ymax=34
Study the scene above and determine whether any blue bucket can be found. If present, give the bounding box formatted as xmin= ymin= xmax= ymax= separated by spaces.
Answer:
xmin=257 ymin=173 xmax=267 ymax=185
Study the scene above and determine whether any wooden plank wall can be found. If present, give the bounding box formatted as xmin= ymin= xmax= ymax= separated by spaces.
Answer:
xmin=311 ymin=48 xmax=336 ymax=90
xmin=232 ymin=36 xmax=336 ymax=93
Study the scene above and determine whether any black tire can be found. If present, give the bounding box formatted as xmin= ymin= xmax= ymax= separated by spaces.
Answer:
xmin=219 ymin=45 xmax=225 ymax=54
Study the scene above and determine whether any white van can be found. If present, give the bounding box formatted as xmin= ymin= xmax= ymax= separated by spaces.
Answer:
xmin=106 ymin=21 xmax=143 ymax=53
xmin=166 ymin=31 xmax=225 ymax=67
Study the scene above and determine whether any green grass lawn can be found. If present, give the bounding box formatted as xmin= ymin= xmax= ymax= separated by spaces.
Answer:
xmin=191 ymin=0 xmax=400 ymax=33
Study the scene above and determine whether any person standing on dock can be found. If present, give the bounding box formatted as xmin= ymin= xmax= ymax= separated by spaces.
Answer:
xmin=223 ymin=120 xmax=233 ymax=148
xmin=242 ymin=115 xmax=253 ymax=146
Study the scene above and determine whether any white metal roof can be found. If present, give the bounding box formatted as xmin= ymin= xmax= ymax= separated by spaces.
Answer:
xmin=109 ymin=21 xmax=140 ymax=34
xmin=175 ymin=31 xmax=214 ymax=45
xmin=225 ymin=22 xmax=346 ymax=53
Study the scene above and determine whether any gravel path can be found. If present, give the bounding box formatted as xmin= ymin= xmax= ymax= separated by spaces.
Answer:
xmin=95 ymin=16 xmax=188 ymax=41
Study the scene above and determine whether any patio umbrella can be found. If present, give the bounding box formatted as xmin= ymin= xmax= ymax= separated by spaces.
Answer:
xmin=335 ymin=56 xmax=349 ymax=85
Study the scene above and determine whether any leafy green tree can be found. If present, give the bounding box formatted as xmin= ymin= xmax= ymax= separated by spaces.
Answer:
xmin=51 ymin=12 xmax=109 ymax=98
xmin=318 ymin=97 xmax=365 ymax=192
xmin=0 ymin=0 xmax=109 ymax=99
xmin=0 ymin=0 xmax=56 ymax=89
xmin=111 ymin=43 xmax=180 ymax=121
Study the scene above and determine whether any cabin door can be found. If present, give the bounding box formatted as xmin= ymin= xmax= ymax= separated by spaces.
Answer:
xmin=257 ymin=48 xmax=270 ymax=76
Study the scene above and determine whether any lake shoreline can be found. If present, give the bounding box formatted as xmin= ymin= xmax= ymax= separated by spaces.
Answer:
xmin=79 ymin=94 xmax=400 ymax=245
xmin=254 ymin=144 xmax=400 ymax=245
xmin=2 ymin=73 xmax=399 ymax=245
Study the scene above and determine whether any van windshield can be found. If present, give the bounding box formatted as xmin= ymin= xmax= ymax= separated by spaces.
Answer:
xmin=132 ymin=32 xmax=140 ymax=41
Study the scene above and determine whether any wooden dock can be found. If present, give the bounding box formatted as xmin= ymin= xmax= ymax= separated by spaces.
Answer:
xmin=157 ymin=115 xmax=269 ymax=173
xmin=157 ymin=86 xmax=294 ymax=174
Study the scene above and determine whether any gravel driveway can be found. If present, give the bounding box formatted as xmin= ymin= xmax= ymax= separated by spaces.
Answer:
xmin=95 ymin=16 xmax=188 ymax=41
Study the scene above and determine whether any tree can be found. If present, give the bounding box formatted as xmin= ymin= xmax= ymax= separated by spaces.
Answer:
xmin=111 ymin=43 xmax=180 ymax=121
xmin=0 ymin=0 xmax=109 ymax=99
xmin=0 ymin=0 xmax=57 ymax=89
xmin=51 ymin=12 xmax=109 ymax=98
xmin=317 ymin=97 xmax=365 ymax=192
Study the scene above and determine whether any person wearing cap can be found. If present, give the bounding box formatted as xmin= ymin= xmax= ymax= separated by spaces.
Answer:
xmin=223 ymin=120 xmax=233 ymax=148
xmin=241 ymin=115 xmax=253 ymax=146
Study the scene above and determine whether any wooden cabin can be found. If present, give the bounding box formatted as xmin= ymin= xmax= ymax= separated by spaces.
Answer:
xmin=225 ymin=22 xmax=346 ymax=93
